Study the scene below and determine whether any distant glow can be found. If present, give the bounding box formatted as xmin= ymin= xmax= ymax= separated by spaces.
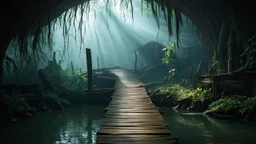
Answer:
xmin=48 ymin=0 xmax=204 ymax=72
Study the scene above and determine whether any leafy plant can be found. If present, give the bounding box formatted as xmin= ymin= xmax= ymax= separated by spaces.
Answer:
xmin=61 ymin=74 xmax=87 ymax=93
xmin=242 ymin=35 xmax=256 ymax=68
xmin=207 ymin=95 xmax=256 ymax=115
xmin=209 ymin=56 xmax=225 ymax=74
xmin=42 ymin=91 xmax=70 ymax=108
xmin=160 ymin=84 xmax=213 ymax=101
xmin=161 ymin=42 xmax=176 ymax=65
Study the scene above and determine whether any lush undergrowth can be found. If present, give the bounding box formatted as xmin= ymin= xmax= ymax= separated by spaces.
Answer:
xmin=1 ymin=72 xmax=87 ymax=123
xmin=160 ymin=84 xmax=213 ymax=101
xmin=148 ymin=82 xmax=256 ymax=120
xmin=206 ymin=96 xmax=256 ymax=116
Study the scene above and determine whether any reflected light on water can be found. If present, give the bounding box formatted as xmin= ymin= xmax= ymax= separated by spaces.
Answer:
xmin=1 ymin=105 xmax=105 ymax=144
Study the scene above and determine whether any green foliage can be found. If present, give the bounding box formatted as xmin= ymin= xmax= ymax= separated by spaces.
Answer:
xmin=209 ymin=56 xmax=225 ymax=74
xmin=161 ymin=42 xmax=176 ymax=65
xmin=242 ymin=35 xmax=256 ymax=67
xmin=160 ymin=84 xmax=213 ymax=101
xmin=207 ymin=96 xmax=256 ymax=115
xmin=61 ymin=74 xmax=87 ymax=93
xmin=42 ymin=91 xmax=70 ymax=108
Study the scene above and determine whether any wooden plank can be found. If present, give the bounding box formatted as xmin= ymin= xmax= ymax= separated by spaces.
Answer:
xmin=99 ymin=126 xmax=167 ymax=130
xmin=97 ymin=135 xmax=172 ymax=139
xmin=96 ymin=69 xmax=173 ymax=143
xmin=98 ymin=129 xmax=170 ymax=135
xmin=102 ymin=122 xmax=168 ymax=127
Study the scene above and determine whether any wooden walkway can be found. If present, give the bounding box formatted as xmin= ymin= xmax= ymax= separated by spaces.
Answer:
xmin=96 ymin=69 xmax=177 ymax=144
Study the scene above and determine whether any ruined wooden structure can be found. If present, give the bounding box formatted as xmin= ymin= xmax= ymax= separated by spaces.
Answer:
xmin=197 ymin=68 xmax=256 ymax=96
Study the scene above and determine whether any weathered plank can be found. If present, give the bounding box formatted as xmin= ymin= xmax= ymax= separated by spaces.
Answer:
xmin=96 ymin=69 xmax=176 ymax=144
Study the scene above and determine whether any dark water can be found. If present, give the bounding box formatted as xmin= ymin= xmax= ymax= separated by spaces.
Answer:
xmin=2 ymin=106 xmax=256 ymax=144
xmin=162 ymin=108 xmax=256 ymax=144
xmin=1 ymin=105 xmax=105 ymax=144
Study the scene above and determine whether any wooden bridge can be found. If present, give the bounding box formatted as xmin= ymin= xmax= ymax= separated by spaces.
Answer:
xmin=96 ymin=69 xmax=177 ymax=144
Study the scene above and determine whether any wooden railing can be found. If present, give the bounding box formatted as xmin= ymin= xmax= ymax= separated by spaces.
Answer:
xmin=197 ymin=72 xmax=256 ymax=96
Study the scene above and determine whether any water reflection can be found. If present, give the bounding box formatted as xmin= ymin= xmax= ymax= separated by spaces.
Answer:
xmin=162 ymin=108 xmax=256 ymax=144
xmin=3 ymin=105 xmax=256 ymax=144
xmin=1 ymin=105 xmax=105 ymax=144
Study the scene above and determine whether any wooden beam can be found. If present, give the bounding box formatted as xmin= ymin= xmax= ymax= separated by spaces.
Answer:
xmin=86 ymin=48 xmax=93 ymax=90
xmin=53 ymin=52 xmax=56 ymax=62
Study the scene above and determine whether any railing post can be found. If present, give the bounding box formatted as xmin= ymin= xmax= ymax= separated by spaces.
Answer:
xmin=86 ymin=48 xmax=92 ymax=90
xmin=97 ymin=56 xmax=99 ymax=70
xmin=134 ymin=52 xmax=137 ymax=70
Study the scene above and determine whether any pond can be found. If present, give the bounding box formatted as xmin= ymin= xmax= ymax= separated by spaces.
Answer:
xmin=2 ymin=106 xmax=256 ymax=144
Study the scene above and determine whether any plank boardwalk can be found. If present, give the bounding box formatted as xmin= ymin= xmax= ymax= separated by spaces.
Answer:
xmin=96 ymin=69 xmax=177 ymax=144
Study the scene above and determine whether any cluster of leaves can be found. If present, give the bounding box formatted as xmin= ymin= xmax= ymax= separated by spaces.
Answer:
xmin=160 ymin=84 xmax=213 ymax=101
xmin=42 ymin=91 xmax=70 ymax=108
xmin=209 ymin=56 xmax=225 ymax=74
xmin=161 ymin=43 xmax=177 ymax=82
xmin=161 ymin=43 xmax=176 ymax=65
xmin=242 ymin=35 xmax=256 ymax=67
xmin=207 ymin=95 xmax=256 ymax=115
xmin=61 ymin=74 xmax=88 ymax=93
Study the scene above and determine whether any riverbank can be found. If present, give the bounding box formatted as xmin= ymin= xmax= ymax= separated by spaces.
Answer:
xmin=146 ymin=83 xmax=256 ymax=121
xmin=0 ymin=69 xmax=116 ymax=127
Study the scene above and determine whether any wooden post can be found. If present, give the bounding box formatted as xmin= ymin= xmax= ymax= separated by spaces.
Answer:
xmin=71 ymin=61 xmax=75 ymax=75
xmin=86 ymin=48 xmax=93 ymax=90
xmin=212 ymin=76 xmax=217 ymax=96
xmin=80 ymin=68 xmax=82 ymax=74
xmin=53 ymin=52 xmax=56 ymax=63
xmin=134 ymin=52 xmax=137 ymax=70
xmin=97 ymin=57 xmax=99 ymax=70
